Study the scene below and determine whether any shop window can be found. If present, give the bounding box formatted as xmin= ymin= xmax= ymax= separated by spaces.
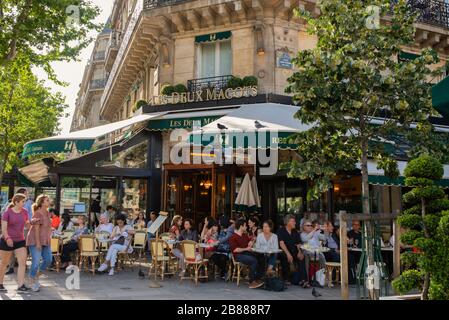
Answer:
xmin=197 ymin=40 xmax=232 ymax=78
xmin=60 ymin=176 xmax=92 ymax=215
xmin=122 ymin=178 xmax=147 ymax=220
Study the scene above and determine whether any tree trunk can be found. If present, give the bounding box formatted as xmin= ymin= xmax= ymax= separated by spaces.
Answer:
xmin=421 ymin=198 xmax=430 ymax=300
xmin=361 ymin=137 xmax=378 ymax=300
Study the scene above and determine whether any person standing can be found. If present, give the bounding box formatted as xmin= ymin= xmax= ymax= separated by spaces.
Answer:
xmin=0 ymin=193 xmax=31 ymax=293
xmin=26 ymin=195 xmax=52 ymax=292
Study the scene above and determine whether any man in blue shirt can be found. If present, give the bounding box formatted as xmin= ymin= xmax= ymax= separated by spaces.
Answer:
xmin=17 ymin=188 xmax=33 ymax=220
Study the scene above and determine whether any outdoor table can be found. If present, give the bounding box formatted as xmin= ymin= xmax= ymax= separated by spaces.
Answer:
xmin=252 ymin=248 xmax=283 ymax=278
xmin=300 ymin=245 xmax=330 ymax=287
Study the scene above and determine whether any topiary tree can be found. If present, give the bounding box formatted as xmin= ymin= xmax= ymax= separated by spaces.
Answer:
xmin=133 ymin=100 xmax=147 ymax=112
xmin=173 ymin=84 xmax=187 ymax=93
xmin=242 ymin=76 xmax=258 ymax=87
xmin=392 ymin=155 xmax=449 ymax=300
xmin=227 ymin=76 xmax=243 ymax=89
xmin=161 ymin=85 xmax=175 ymax=96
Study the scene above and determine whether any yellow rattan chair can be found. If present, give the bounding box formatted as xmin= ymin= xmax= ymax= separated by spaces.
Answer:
xmin=117 ymin=235 xmax=134 ymax=271
xmin=78 ymin=235 xmax=100 ymax=275
xmin=231 ymin=254 xmax=250 ymax=286
xmin=133 ymin=231 xmax=147 ymax=263
xmin=94 ymin=231 xmax=111 ymax=263
xmin=148 ymin=239 xmax=177 ymax=280
xmin=180 ymin=240 xmax=209 ymax=286
xmin=50 ymin=237 xmax=63 ymax=272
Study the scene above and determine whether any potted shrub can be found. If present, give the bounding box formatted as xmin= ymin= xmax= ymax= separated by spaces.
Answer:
xmin=161 ymin=85 xmax=175 ymax=96
xmin=133 ymin=100 xmax=147 ymax=112
xmin=242 ymin=76 xmax=258 ymax=87
xmin=227 ymin=76 xmax=243 ymax=89
xmin=173 ymin=84 xmax=187 ymax=93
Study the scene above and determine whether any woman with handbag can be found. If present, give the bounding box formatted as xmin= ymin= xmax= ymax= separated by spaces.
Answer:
xmin=98 ymin=214 xmax=135 ymax=276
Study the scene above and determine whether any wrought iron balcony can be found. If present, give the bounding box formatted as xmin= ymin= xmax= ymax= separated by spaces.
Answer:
xmin=90 ymin=78 xmax=107 ymax=90
xmin=187 ymin=75 xmax=234 ymax=93
xmin=393 ymin=0 xmax=449 ymax=28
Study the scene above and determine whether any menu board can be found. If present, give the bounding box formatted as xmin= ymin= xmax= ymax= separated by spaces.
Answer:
xmin=147 ymin=211 xmax=168 ymax=235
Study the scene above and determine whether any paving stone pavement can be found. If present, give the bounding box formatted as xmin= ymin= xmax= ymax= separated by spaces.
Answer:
xmin=0 ymin=265 xmax=359 ymax=300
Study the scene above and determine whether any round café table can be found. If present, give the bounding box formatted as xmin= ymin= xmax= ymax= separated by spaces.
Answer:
xmin=252 ymin=248 xmax=283 ymax=279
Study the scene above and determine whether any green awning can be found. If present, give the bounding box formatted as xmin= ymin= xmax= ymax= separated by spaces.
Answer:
xmin=147 ymin=116 xmax=222 ymax=131
xmin=195 ymin=31 xmax=231 ymax=43
xmin=190 ymin=131 xmax=298 ymax=150
xmin=369 ymin=175 xmax=449 ymax=188
xmin=398 ymin=51 xmax=420 ymax=62
xmin=22 ymin=114 xmax=163 ymax=158
xmin=432 ymin=76 xmax=449 ymax=119
xmin=22 ymin=139 xmax=94 ymax=158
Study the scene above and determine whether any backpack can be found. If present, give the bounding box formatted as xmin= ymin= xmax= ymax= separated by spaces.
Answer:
xmin=264 ymin=277 xmax=286 ymax=292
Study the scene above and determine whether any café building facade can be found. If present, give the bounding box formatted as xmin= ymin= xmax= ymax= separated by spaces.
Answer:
xmin=20 ymin=0 xmax=449 ymax=233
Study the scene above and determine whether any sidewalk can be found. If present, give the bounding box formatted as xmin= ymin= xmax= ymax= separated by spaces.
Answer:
xmin=0 ymin=267 xmax=358 ymax=300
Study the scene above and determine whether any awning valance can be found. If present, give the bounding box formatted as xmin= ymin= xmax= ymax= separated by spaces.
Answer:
xmin=146 ymin=109 xmax=234 ymax=131
xmin=22 ymin=113 xmax=164 ymax=158
xmin=189 ymin=103 xmax=310 ymax=149
xmin=366 ymin=160 xmax=449 ymax=188
xmin=432 ymin=76 xmax=449 ymax=120
xmin=18 ymin=160 xmax=51 ymax=185
xmin=195 ymin=31 xmax=231 ymax=43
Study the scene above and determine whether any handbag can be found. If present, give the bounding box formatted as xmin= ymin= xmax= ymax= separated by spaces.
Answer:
xmin=114 ymin=236 xmax=126 ymax=246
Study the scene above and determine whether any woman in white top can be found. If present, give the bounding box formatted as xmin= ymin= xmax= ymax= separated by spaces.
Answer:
xmin=255 ymin=220 xmax=279 ymax=276
xmin=97 ymin=214 xmax=135 ymax=276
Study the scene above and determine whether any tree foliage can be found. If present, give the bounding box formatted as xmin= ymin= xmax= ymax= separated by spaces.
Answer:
xmin=392 ymin=156 xmax=449 ymax=300
xmin=0 ymin=55 xmax=66 ymax=186
xmin=0 ymin=0 xmax=101 ymax=79
xmin=284 ymin=0 xmax=445 ymax=198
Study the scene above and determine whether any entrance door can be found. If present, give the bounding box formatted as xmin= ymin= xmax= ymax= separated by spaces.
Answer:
xmin=165 ymin=170 xmax=213 ymax=224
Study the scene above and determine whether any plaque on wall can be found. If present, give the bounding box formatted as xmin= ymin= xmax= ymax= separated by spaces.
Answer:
xmin=276 ymin=48 xmax=293 ymax=69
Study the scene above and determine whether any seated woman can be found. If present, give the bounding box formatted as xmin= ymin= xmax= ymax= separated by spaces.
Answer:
xmin=200 ymin=216 xmax=215 ymax=243
xmin=57 ymin=212 xmax=74 ymax=234
xmin=98 ymin=214 xmax=135 ymax=276
xmin=95 ymin=213 xmax=114 ymax=235
xmin=300 ymin=220 xmax=327 ymax=270
xmin=133 ymin=211 xmax=147 ymax=230
xmin=60 ymin=216 xmax=89 ymax=269
xmin=203 ymin=223 xmax=219 ymax=259
xmin=255 ymin=220 xmax=279 ymax=276
xmin=209 ymin=217 xmax=232 ymax=280
xmin=247 ymin=216 xmax=262 ymax=241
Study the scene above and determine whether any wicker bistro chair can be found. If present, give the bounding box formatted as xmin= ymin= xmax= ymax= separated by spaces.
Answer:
xmin=117 ymin=235 xmax=134 ymax=271
xmin=230 ymin=254 xmax=250 ymax=287
xmin=78 ymin=235 xmax=100 ymax=275
xmin=148 ymin=239 xmax=178 ymax=280
xmin=133 ymin=230 xmax=148 ymax=263
xmin=50 ymin=237 xmax=63 ymax=272
xmin=179 ymin=240 xmax=209 ymax=286
xmin=94 ymin=231 xmax=111 ymax=263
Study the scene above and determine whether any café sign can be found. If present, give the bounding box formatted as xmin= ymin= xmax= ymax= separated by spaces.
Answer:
xmin=152 ymin=86 xmax=258 ymax=106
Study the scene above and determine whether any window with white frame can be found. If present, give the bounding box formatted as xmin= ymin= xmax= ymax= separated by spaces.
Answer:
xmin=197 ymin=40 xmax=232 ymax=79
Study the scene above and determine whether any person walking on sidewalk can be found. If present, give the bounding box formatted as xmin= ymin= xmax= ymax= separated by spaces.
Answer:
xmin=26 ymin=195 xmax=53 ymax=292
xmin=0 ymin=193 xmax=31 ymax=293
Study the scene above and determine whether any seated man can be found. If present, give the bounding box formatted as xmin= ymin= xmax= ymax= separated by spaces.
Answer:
xmin=347 ymin=220 xmax=363 ymax=284
xmin=229 ymin=219 xmax=264 ymax=289
xmin=323 ymin=221 xmax=340 ymax=262
xmin=277 ymin=214 xmax=309 ymax=287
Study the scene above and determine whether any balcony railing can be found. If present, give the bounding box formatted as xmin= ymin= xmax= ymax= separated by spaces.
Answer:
xmin=393 ymin=0 xmax=449 ymax=29
xmin=90 ymin=78 xmax=107 ymax=90
xmin=187 ymin=75 xmax=234 ymax=93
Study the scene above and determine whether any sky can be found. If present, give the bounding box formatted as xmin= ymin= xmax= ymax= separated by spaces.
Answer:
xmin=36 ymin=0 xmax=114 ymax=135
